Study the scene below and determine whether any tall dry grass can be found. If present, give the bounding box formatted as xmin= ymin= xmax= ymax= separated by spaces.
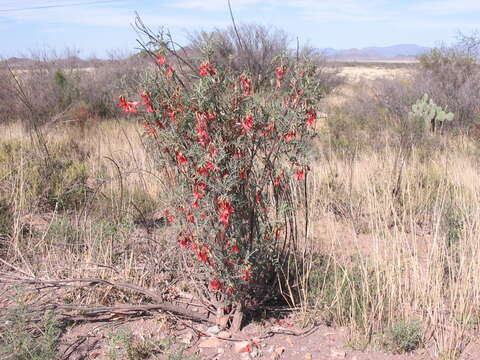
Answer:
xmin=300 ymin=138 xmax=480 ymax=358
xmin=1 ymin=115 xmax=480 ymax=358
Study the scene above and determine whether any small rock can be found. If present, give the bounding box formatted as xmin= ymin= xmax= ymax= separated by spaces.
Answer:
xmin=284 ymin=337 xmax=294 ymax=347
xmin=181 ymin=332 xmax=194 ymax=344
xmin=304 ymin=353 xmax=312 ymax=360
xmin=235 ymin=340 xmax=252 ymax=353
xmin=330 ymin=348 xmax=346 ymax=358
xmin=198 ymin=337 xmax=222 ymax=348
xmin=206 ymin=325 xmax=221 ymax=335
xmin=250 ymin=347 xmax=261 ymax=358
xmin=218 ymin=331 xmax=232 ymax=338
xmin=271 ymin=347 xmax=285 ymax=359
xmin=217 ymin=315 xmax=229 ymax=328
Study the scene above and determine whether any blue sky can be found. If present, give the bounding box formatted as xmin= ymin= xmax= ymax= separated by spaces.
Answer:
xmin=0 ymin=0 xmax=479 ymax=58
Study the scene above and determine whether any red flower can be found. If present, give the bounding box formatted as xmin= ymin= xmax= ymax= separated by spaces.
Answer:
xmin=167 ymin=107 xmax=177 ymax=122
xmin=197 ymin=166 xmax=209 ymax=176
xmin=242 ymin=268 xmax=252 ymax=281
xmin=275 ymin=65 xmax=287 ymax=88
xmin=118 ymin=96 xmax=139 ymax=114
xmin=208 ymin=144 xmax=217 ymax=158
xmin=255 ymin=191 xmax=261 ymax=204
xmin=226 ymin=286 xmax=235 ymax=295
xmin=143 ymin=121 xmax=156 ymax=134
xmin=210 ymin=278 xmax=222 ymax=291
xmin=141 ymin=91 xmax=154 ymax=113
xmin=199 ymin=62 xmax=217 ymax=77
xmin=240 ymin=115 xmax=254 ymax=132
xmin=274 ymin=173 xmax=284 ymax=186
xmin=206 ymin=161 xmax=216 ymax=172
xmin=187 ymin=213 xmax=195 ymax=223
xmin=166 ymin=66 xmax=174 ymax=77
xmin=192 ymin=199 xmax=199 ymax=209
xmin=284 ymin=131 xmax=295 ymax=142
xmin=156 ymin=54 xmax=166 ymax=65
xmin=218 ymin=199 xmax=234 ymax=228
xmin=176 ymin=151 xmax=188 ymax=164
xmin=197 ymin=162 xmax=215 ymax=176
xmin=296 ymin=168 xmax=305 ymax=181
xmin=231 ymin=245 xmax=240 ymax=253
xmin=239 ymin=171 xmax=246 ymax=180
xmin=164 ymin=210 xmax=175 ymax=223
xmin=198 ymin=248 xmax=209 ymax=263
xmin=193 ymin=183 xmax=206 ymax=199
xmin=306 ymin=110 xmax=316 ymax=126
xmin=179 ymin=235 xmax=190 ymax=247
xmin=275 ymin=227 xmax=283 ymax=239
xmin=239 ymin=76 xmax=252 ymax=96
xmin=196 ymin=112 xmax=210 ymax=144
xmin=263 ymin=121 xmax=275 ymax=136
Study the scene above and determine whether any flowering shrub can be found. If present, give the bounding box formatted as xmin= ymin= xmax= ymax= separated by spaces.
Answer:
xmin=119 ymin=38 xmax=324 ymax=328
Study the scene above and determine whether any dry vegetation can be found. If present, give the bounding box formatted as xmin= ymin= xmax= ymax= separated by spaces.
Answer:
xmin=2 ymin=25 xmax=480 ymax=360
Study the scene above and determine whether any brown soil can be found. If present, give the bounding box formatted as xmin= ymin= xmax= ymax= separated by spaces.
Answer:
xmin=55 ymin=314 xmax=441 ymax=360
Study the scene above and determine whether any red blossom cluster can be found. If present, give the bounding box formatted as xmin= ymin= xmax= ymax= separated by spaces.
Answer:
xmin=156 ymin=54 xmax=174 ymax=77
xmin=199 ymin=62 xmax=217 ymax=77
xmin=133 ymin=59 xmax=319 ymax=302
xmin=240 ymin=115 xmax=254 ymax=133
xmin=218 ymin=199 xmax=234 ymax=228
xmin=305 ymin=110 xmax=316 ymax=126
xmin=118 ymin=96 xmax=139 ymax=114
xmin=141 ymin=91 xmax=155 ymax=113
xmin=239 ymin=76 xmax=252 ymax=96
xmin=275 ymin=65 xmax=287 ymax=88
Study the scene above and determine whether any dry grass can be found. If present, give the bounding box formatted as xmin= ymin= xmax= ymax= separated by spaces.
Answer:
xmin=301 ymin=139 xmax=480 ymax=357
xmin=2 ymin=101 xmax=480 ymax=359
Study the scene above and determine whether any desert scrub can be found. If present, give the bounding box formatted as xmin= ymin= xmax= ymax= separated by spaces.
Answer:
xmin=0 ymin=138 xmax=92 ymax=212
xmin=0 ymin=306 xmax=62 ymax=360
xmin=119 ymin=20 xmax=326 ymax=329
xmin=107 ymin=329 xmax=199 ymax=360
xmin=0 ymin=198 xmax=13 ymax=250
xmin=384 ymin=320 xmax=422 ymax=353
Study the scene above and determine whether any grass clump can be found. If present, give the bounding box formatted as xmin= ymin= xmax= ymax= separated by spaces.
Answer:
xmin=0 ymin=307 xmax=62 ymax=360
xmin=385 ymin=320 xmax=422 ymax=353
xmin=107 ymin=329 xmax=200 ymax=360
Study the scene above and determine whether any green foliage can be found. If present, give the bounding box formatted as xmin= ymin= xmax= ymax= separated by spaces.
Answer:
xmin=107 ymin=329 xmax=199 ymax=360
xmin=410 ymin=94 xmax=454 ymax=132
xmin=386 ymin=320 xmax=422 ymax=353
xmin=0 ymin=139 xmax=91 ymax=212
xmin=126 ymin=24 xmax=325 ymax=324
xmin=0 ymin=198 xmax=13 ymax=246
xmin=0 ymin=307 xmax=62 ymax=360
xmin=54 ymin=70 xmax=80 ymax=109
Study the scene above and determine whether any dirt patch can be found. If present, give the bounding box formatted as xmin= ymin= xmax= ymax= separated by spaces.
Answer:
xmin=55 ymin=315 xmax=432 ymax=360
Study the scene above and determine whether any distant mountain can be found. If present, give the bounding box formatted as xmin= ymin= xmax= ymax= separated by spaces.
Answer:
xmin=1 ymin=56 xmax=94 ymax=69
xmin=323 ymin=44 xmax=430 ymax=60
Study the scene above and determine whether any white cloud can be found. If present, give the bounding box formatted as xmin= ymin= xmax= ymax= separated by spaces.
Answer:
xmin=168 ymin=0 xmax=279 ymax=11
xmin=0 ymin=1 xmax=228 ymax=28
xmin=411 ymin=0 xmax=480 ymax=15
xmin=286 ymin=0 xmax=393 ymax=22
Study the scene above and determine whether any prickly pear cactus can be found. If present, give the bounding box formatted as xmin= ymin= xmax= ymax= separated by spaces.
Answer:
xmin=410 ymin=94 xmax=454 ymax=132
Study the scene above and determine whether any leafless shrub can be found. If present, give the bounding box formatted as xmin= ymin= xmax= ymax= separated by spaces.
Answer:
xmin=0 ymin=48 xmax=150 ymax=129
xmin=189 ymin=23 xmax=343 ymax=93
xmin=189 ymin=23 xmax=290 ymax=86
xmin=416 ymin=33 xmax=480 ymax=129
